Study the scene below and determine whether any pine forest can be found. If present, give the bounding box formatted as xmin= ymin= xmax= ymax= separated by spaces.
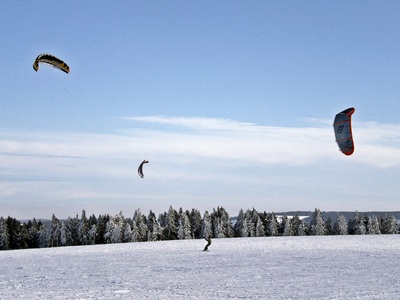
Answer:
xmin=0 ymin=207 xmax=399 ymax=251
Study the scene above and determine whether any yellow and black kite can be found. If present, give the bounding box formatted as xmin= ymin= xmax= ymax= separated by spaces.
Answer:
xmin=33 ymin=54 xmax=70 ymax=74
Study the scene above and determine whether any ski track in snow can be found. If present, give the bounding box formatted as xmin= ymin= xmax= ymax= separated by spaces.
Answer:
xmin=0 ymin=235 xmax=399 ymax=299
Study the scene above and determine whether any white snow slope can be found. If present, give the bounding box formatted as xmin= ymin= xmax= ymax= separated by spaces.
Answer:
xmin=1 ymin=235 xmax=399 ymax=299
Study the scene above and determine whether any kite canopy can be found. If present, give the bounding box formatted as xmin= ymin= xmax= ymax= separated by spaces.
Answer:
xmin=33 ymin=54 xmax=70 ymax=74
xmin=137 ymin=160 xmax=149 ymax=178
xmin=333 ymin=107 xmax=355 ymax=156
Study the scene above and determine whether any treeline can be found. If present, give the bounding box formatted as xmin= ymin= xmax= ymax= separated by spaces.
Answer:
xmin=0 ymin=207 xmax=398 ymax=251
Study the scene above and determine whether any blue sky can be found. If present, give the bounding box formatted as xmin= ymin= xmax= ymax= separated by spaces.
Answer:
xmin=1 ymin=1 xmax=400 ymax=219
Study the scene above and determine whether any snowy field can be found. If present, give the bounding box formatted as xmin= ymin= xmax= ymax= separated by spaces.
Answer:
xmin=1 ymin=235 xmax=399 ymax=300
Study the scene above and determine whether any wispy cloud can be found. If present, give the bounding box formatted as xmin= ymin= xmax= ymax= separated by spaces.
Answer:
xmin=125 ymin=115 xmax=400 ymax=168
xmin=1 ymin=116 xmax=400 ymax=183
xmin=1 ymin=116 xmax=400 ymax=218
xmin=125 ymin=116 xmax=258 ymax=131
xmin=0 ymin=152 xmax=84 ymax=160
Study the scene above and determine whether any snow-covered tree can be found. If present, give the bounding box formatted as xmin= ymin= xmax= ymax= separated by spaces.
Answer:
xmin=367 ymin=216 xmax=381 ymax=235
xmin=325 ymin=217 xmax=333 ymax=235
xmin=131 ymin=219 xmax=140 ymax=242
xmin=382 ymin=215 xmax=399 ymax=234
xmin=38 ymin=224 xmax=50 ymax=248
xmin=27 ymin=218 xmax=40 ymax=248
xmin=147 ymin=210 xmax=163 ymax=241
xmin=95 ymin=214 xmax=109 ymax=244
xmin=352 ymin=212 xmax=366 ymax=235
xmin=234 ymin=209 xmax=244 ymax=237
xmin=104 ymin=212 xmax=125 ymax=244
xmin=163 ymin=206 xmax=179 ymax=240
xmin=221 ymin=208 xmax=234 ymax=238
xmin=234 ymin=209 xmax=252 ymax=238
xmin=149 ymin=219 xmax=163 ymax=241
xmin=49 ymin=214 xmax=61 ymax=247
xmin=123 ymin=223 xmax=132 ymax=242
xmin=297 ymin=219 xmax=308 ymax=236
xmin=254 ymin=213 xmax=265 ymax=237
xmin=282 ymin=216 xmax=293 ymax=236
xmin=211 ymin=207 xmax=231 ymax=238
xmin=246 ymin=209 xmax=256 ymax=237
xmin=67 ymin=214 xmax=80 ymax=246
xmin=309 ymin=208 xmax=326 ymax=236
xmin=178 ymin=213 xmax=192 ymax=240
xmin=290 ymin=215 xmax=307 ymax=236
xmin=0 ymin=217 xmax=10 ymax=250
xmin=265 ymin=213 xmax=279 ymax=236
xmin=200 ymin=211 xmax=212 ymax=239
xmin=247 ymin=209 xmax=264 ymax=237
xmin=59 ymin=221 xmax=69 ymax=246
xmin=189 ymin=209 xmax=203 ymax=239
xmin=88 ymin=224 xmax=97 ymax=245
xmin=79 ymin=210 xmax=90 ymax=245
xmin=131 ymin=209 xmax=147 ymax=242
xmin=333 ymin=214 xmax=348 ymax=235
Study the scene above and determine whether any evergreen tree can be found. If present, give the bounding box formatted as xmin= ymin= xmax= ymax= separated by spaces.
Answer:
xmin=247 ymin=209 xmax=256 ymax=237
xmin=6 ymin=217 xmax=25 ymax=249
xmin=297 ymin=219 xmax=308 ymax=236
xmin=163 ymin=206 xmax=179 ymax=240
xmin=147 ymin=210 xmax=163 ymax=241
xmin=366 ymin=216 xmax=381 ymax=235
xmin=67 ymin=214 xmax=80 ymax=246
xmin=150 ymin=220 xmax=163 ymax=241
xmin=309 ymin=208 xmax=326 ymax=236
xmin=325 ymin=217 xmax=333 ymax=235
xmin=178 ymin=213 xmax=192 ymax=240
xmin=19 ymin=223 xmax=29 ymax=249
xmin=146 ymin=210 xmax=156 ymax=238
xmin=0 ymin=217 xmax=10 ymax=250
xmin=265 ymin=213 xmax=279 ymax=236
xmin=124 ymin=223 xmax=133 ymax=242
xmin=290 ymin=215 xmax=300 ymax=236
xmin=333 ymin=214 xmax=348 ymax=235
xmin=26 ymin=219 xmax=40 ymax=248
xmin=200 ymin=211 xmax=212 ymax=239
xmin=38 ymin=223 xmax=50 ymax=248
xmin=234 ymin=209 xmax=245 ymax=237
xmin=254 ymin=213 xmax=265 ymax=237
xmin=88 ymin=214 xmax=97 ymax=227
xmin=189 ymin=209 xmax=203 ymax=239
xmin=282 ymin=216 xmax=293 ymax=236
xmin=183 ymin=212 xmax=192 ymax=239
xmin=88 ymin=224 xmax=97 ymax=245
xmin=290 ymin=215 xmax=308 ymax=236
xmin=131 ymin=218 xmax=140 ymax=242
xmin=133 ymin=209 xmax=148 ymax=242
xmin=211 ymin=207 xmax=229 ymax=238
xmin=49 ymin=214 xmax=61 ymax=247
xmin=240 ymin=222 xmax=250 ymax=237
xmin=222 ymin=209 xmax=234 ymax=238
xmin=158 ymin=212 xmax=168 ymax=229
xmin=59 ymin=221 xmax=69 ymax=246
xmin=352 ymin=212 xmax=366 ymax=235
xmin=79 ymin=210 xmax=91 ymax=245
xmin=104 ymin=213 xmax=124 ymax=244
xmin=213 ymin=216 xmax=225 ymax=238
xmin=95 ymin=214 xmax=109 ymax=244
xmin=382 ymin=214 xmax=399 ymax=234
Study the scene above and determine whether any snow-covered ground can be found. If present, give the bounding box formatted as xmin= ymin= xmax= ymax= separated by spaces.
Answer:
xmin=1 ymin=235 xmax=399 ymax=299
